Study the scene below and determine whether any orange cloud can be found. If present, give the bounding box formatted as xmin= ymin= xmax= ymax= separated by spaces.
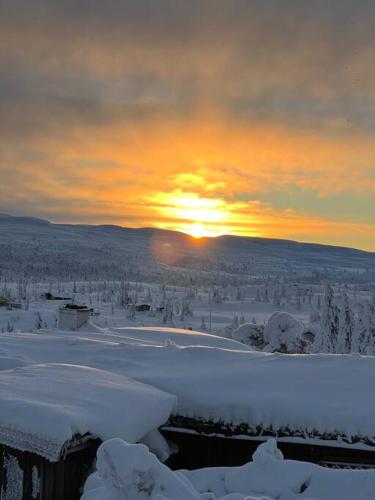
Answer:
xmin=1 ymin=113 xmax=374 ymax=250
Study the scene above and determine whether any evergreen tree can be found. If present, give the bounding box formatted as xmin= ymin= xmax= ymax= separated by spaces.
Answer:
xmin=126 ymin=303 xmax=136 ymax=321
xmin=313 ymin=284 xmax=340 ymax=353
xmin=162 ymin=300 xmax=174 ymax=324
xmin=212 ymin=288 xmax=222 ymax=304
xmin=337 ymin=293 xmax=354 ymax=354
xmin=316 ymin=295 xmax=322 ymax=310
xmin=356 ymin=301 xmax=375 ymax=354
xmin=35 ymin=312 xmax=43 ymax=330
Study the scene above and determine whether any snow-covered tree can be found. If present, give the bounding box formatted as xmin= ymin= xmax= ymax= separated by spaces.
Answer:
xmin=126 ymin=304 xmax=136 ymax=321
xmin=211 ymin=288 xmax=223 ymax=304
xmin=180 ymin=301 xmax=193 ymax=321
xmin=313 ymin=284 xmax=340 ymax=353
xmin=162 ymin=300 xmax=174 ymax=324
xmin=263 ymin=311 xmax=307 ymax=353
xmin=355 ymin=301 xmax=375 ymax=354
xmin=224 ymin=315 xmax=239 ymax=337
xmin=336 ymin=293 xmax=354 ymax=354
xmin=34 ymin=312 xmax=43 ymax=330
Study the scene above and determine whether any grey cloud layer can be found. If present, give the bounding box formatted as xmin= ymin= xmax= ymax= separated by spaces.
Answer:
xmin=1 ymin=0 xmax=375 ymax=136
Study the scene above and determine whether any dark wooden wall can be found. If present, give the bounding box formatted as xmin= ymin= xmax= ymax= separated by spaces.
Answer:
xmin=0 ymin=439 xmax=100 ymax=500
xmin=161 ymin=429 xmax=375 ymax=470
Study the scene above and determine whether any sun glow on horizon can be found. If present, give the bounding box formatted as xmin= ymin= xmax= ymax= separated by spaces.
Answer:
xmin=149 ymin=190 xmax=253 ymax=239
xmin=189 ymin=223 xmax=211 ymax=238
xmin=183 ymin=222 xmax=226 ymax=239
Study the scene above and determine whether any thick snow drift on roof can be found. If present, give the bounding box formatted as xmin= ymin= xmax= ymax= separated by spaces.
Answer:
xmin=98 ymin=325 xmax=253 ymax=350
xmin=3 ymin=329 xmax=375 ymax=440
xmin=0 ymin=363 xmax=176 ymax=461
xmin=82 ymin=438 xmax=375 ymax=500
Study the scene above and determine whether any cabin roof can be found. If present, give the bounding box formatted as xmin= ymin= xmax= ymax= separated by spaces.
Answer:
xmin=61 ymin=303 xmax=89 ymax=311
xmin=0 ymin=363 xmax=176 ymax=461
xmin=3 ymin=327 xmax=375 ymax=446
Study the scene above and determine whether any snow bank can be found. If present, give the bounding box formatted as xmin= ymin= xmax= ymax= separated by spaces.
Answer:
xmin=82 ymin=438 xmax=202 ymax=500
xmin=0 ymin=364 xmax=176 ymax=460
xmin=82 ymin=438 xmax=375 ymax=500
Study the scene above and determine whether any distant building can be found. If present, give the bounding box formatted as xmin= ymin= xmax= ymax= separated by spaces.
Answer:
xmin=135 ymin=304 xmax=151 ymax=312
xmin=41 ymin=292 xmax=72 ymax=301
xmin=58 ymin=304 xmax=90 ymax=330
xmin=0 ymin=297 xmax=11 ymax=308
xmin=0 ymin=297 xmax=21 ymax=310
xmin=9 ymin=302 xmax=22 ymax=310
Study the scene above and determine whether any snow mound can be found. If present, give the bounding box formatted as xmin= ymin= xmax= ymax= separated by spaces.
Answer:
xmin=263 ymin=312 xmax=306 ymax=353
xmin=251 ymin=438 xmax=284 ymax=464
xmin=231 ymin=324 xmax=264 ymax=349
xmin=223 ymin=437 xmax=375 ymax=499
xmin=83 ymin=438 xmax=375 ymax=500
xmin=0 ymin=364 xmax=176 ymax=461
xmin=81 ymin=438 xmax=202 ymax=500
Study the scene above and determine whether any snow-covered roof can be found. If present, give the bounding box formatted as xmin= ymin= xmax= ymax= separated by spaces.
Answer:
xmin=108 ymin=326 xmax=252 ymax=350
xmin=2 ymin=327 xmax=375 ymax=444
xmin=0 ymin=363 xmax=176 ymax=461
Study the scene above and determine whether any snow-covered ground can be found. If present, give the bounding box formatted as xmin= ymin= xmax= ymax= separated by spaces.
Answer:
xmin=82 ymin=438 xmax=375 ymax=500
xmin=1 ymin=296 xmax=375 ymax=498
xmin=1 ymin=276 xmax=373 ymax=356
xmin=0 ymin=273 xmax=374 ymax=499
xmin=0 ymin=279 xmax=316 ymax=336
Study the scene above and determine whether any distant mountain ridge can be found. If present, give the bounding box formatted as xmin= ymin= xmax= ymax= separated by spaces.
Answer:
xmin=0 ymin=214 xmax=374 ymax=283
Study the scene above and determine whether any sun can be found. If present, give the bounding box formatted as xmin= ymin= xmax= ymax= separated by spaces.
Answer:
xmin=151 ymin=190 xmax=234 ymax=238
xmin=188 ymin=223 xmax=210 ymax=238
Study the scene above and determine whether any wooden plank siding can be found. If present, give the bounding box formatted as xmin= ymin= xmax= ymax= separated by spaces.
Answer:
xmin=161 ymin=414 xmax=375 ymax=470
xmin=161 ymin=427 xmax=375 ymax=470
xmin=0 ymin=438 xmax=100 ymax=500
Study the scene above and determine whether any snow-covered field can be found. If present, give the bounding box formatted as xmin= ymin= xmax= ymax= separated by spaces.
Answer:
xmin=1 ymin=276 xmax=374 ymax=355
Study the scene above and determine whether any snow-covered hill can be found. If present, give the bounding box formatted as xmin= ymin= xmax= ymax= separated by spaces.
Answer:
xmin=0 ymin=214 xmax=374 ymax=283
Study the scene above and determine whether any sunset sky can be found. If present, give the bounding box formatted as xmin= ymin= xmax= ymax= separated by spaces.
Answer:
xmin=0 ymin=1 xmax=374 ymax=250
